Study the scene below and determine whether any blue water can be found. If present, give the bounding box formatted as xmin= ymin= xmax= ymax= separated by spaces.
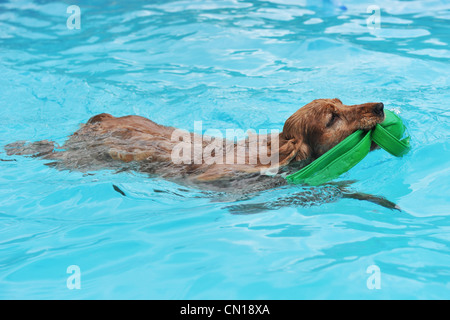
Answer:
xmin=1 ymin=0 xmax=449 ymax=299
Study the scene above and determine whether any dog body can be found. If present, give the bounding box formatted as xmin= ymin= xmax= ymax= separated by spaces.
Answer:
xmin=6 ymin=99 xmax=385 ymax=192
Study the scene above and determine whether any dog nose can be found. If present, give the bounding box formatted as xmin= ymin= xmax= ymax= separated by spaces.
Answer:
xmin=373 ymin=103 xmax=384 ymax=116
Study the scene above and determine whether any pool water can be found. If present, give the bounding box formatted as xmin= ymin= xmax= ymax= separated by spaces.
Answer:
xmin=1 ymin=0 xmax=449 ymax=299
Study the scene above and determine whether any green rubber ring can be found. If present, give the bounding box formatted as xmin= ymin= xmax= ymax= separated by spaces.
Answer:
xmin=285 ymin=110 xmax=410 ymax=186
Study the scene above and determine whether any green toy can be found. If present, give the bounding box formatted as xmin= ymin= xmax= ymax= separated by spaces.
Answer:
xmin=285 ymin=110 xmax=410 ymax=186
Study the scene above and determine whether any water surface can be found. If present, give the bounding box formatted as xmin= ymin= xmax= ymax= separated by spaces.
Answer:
xmin=0 ymin=0 xmax=449 ymax=299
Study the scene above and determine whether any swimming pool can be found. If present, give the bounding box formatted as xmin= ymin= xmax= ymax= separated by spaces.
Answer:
xmin=0 ymin=0 xmax=449 ymax=299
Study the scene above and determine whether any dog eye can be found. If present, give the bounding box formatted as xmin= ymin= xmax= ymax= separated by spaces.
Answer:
xmin=326 ymin=113 xmax=339 ymax=127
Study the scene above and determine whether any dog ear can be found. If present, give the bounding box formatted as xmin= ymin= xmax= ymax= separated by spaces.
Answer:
xmin=277 ymin=136 xmax=311 ymax=166
xmin=278 ymin=104 xmax=315 ymax=166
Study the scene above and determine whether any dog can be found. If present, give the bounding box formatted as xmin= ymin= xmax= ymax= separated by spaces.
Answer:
xmin=5 ymin=98 xmax=385 ymax=193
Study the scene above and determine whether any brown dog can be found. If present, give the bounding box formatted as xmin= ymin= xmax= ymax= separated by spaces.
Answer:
xmin=5 ymin=98 xmax=385 ymax=191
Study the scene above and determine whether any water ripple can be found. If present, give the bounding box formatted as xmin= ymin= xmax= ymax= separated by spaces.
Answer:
xmin=0 ymin=0 xmax=449 ymax=299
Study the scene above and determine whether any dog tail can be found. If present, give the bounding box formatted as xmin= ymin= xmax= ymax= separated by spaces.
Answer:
xmin=4 ymin=140 xmax=56 ymax=158
xmin=342 ymin=191 xmax=401 ymax=211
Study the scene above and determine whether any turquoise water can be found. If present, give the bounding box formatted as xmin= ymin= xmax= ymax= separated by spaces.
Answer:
xmin=1 ymin=0 xmax=450 ymax=299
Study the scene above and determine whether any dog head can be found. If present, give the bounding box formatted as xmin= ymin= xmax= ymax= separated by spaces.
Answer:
xmin=278 ymin=98 xmax=385 ymax=165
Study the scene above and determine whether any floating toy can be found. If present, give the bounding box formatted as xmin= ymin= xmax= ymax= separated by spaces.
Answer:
xmin=286 ymin=110 xmax=410 ymax=186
